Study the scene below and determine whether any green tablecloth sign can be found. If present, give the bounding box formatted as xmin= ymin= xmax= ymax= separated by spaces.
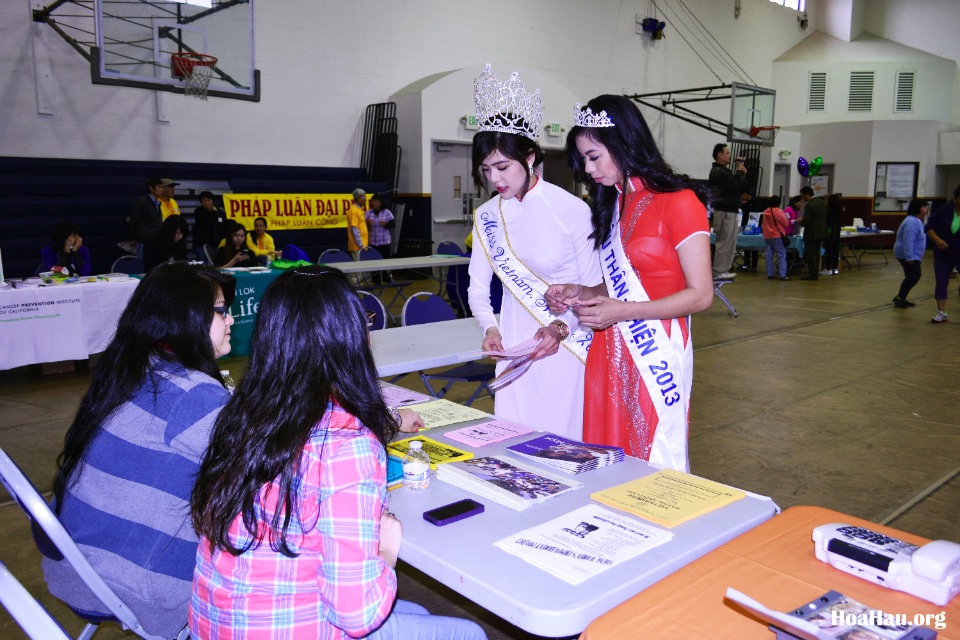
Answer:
xmin=228 ymin=269 xmax=283 ymax=356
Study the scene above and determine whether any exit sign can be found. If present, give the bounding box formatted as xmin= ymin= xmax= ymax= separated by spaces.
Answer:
xmin=546 ymin=123 xmax=562 ymax=137
xmin=464 ymin=115 xmax=479 ymax=130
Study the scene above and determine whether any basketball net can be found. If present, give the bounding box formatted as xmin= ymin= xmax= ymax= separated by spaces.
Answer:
xmin=171 ymin=53 xmax=217 ymax=101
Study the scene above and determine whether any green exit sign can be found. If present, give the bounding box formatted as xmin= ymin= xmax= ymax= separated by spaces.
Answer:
xmin=546 ymin=122 xmax=562 ymax=137
xmin=464 ymin=115 xmax=479 ymax=130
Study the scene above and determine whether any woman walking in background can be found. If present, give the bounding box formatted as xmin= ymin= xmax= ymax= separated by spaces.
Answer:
xmin=762 ymin=196 xmax=791 ymax=281
xmin=547 ymin=95 xmax=714 ymax=472
xmin=892 ymin=198 xmax=928 ymax=309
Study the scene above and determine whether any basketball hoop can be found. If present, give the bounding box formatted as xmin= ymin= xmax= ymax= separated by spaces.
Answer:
xmin=750 ymin=125 xmax=781 ymax=146
xmin=171 ymin=52 xmax=217 ymax=100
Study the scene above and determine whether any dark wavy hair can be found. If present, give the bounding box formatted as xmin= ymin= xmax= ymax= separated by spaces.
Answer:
xmin=907 ymin=198 xmax=927 ymax=217
xmin=566 ymin=95 xmax=711 ymax=249
xmin=472 ymin=129 xmax=544 ymax=199
xmin=191 ymin=265 xmax=398 ymax=556
xmin=52 ymin=263 xmax=233 ymax=512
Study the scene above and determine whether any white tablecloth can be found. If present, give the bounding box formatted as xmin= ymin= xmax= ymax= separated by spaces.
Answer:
xmin=0 ymin=279 xmax=138 ymax=370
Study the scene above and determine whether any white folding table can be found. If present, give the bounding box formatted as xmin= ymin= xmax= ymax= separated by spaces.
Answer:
xmin=387 ymin=419 xmax=779 ymax=638
xmin=371 ymin=317 xmax=485 ymax=378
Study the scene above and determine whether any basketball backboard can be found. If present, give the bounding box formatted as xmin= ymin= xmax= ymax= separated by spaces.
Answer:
xmin=729 ymin=83 xmax=776 ymax=145
xmin=92 ymin=0 xmax=258 ymax=100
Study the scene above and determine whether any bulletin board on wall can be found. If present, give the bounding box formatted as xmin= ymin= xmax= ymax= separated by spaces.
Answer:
xmin=874 ymin=162 xmax=918 ymax=213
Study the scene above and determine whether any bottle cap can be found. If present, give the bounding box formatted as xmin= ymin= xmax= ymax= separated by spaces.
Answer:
xmin=220 ymin=370 xmax=230 ymax=376
xmin=409 ymin=440 xmax=422 ymax=450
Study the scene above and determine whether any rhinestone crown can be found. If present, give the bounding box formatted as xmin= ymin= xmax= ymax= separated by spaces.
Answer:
xmin=474 ymin=64 xmax=543 ymax=141
xmin=573 ymin=103 xmax=616 ymax=128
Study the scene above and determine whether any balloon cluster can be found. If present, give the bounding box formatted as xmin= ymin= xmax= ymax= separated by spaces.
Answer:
xmin=797 ymin=156 xmax=823 ymax=177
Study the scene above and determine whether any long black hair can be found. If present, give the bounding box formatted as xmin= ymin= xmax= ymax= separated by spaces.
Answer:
xmin=52 ymin=263 xmax=233 ymax=512
xmin=566 ymin=95 xmax=711 ymax=249
xmin=222 ymin=221 xmax=248 ymax=262
xmin=472 ymin=129 xmax=544 ymax=200
xmin=191 ymin=265 xmax=398 ymax=556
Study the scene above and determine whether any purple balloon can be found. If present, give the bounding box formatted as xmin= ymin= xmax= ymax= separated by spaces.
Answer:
xmin=797 ymin=156 xmax=809 ymax=177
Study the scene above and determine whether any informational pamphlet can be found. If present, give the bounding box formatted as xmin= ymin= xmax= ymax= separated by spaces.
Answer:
xmin=386 ymin=435 xmax=473 ymax=470
xmin=494 ymin=504 xmax=673 ymax=585
xmin=379 ymin=384 xmax=433 ymax=408
xmin=591 ymin=469 xmax=745 ymax=527
xmin=507 ymin=434 xmax=624 ymax=475
xmin=726 ymin=588 xmax=938 ymax=640
xmin=397 ymin=399 xmax=489 ymax=430
xmin=483 ymin=337 xmax=539 ymax=391
xmin=436 ymin=455 xmax=582 ymax=511
xmin=444 ymin=418 xmax=533 ymax=448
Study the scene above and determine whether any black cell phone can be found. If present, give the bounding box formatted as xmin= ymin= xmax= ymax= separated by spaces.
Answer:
xmin=423 ymin=499 xmax=484 ymax=526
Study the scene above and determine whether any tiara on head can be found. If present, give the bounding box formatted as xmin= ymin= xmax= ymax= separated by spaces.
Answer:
xmin=574 ymin=103 xmax=615 ymax=128
xmin=474 ymin=64 xmax=543 ymax=141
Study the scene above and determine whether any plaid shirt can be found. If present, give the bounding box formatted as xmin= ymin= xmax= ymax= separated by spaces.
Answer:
xmin=190 ymin=403 xmax=397 ymax=639
xmin=365 ymin=208 xmax=394 ymax=247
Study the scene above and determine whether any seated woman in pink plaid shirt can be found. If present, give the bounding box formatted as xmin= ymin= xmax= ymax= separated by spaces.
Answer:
xmin=189 ymin=265 xmax=485 ymax=640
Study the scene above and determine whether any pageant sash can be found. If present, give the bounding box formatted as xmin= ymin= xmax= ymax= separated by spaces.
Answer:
xmin=476 ymin=202 xmax=592 ymax=363
xmin=601 ymin=198 xmax=691 ymax=471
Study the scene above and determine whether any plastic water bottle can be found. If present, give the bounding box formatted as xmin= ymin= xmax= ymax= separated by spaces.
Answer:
xmin=402 ymin=441 xmax=431 ymax=491
xmin=220 ymin=370 xmax=236 ymax=393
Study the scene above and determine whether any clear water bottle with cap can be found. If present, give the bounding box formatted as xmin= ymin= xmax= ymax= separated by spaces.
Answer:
xmin=220 ymin=370 xmax=236 ymax=393
xmin=402 ymin=441 xmax=431 ymax=491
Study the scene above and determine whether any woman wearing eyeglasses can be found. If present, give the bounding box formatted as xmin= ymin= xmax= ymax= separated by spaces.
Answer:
xmin=44 ymin=262 xmax=237 ymax=640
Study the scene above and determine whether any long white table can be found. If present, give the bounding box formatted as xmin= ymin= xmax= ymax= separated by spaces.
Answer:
xmin=323 ymin=254 xmax=470 ymax=274
xmin=371 ymin=317 xmax=484 ymax=378
xmin=0 ymin=279 xmax=138 ymax=370
xmin=388 ymin=419 xmax=779 ymax=638
xmin=838 ymin=229 xmax=895 ymax=268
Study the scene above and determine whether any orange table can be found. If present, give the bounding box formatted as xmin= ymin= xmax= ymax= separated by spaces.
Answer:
xmin=581 ymin=506 xmax=959 ymax=639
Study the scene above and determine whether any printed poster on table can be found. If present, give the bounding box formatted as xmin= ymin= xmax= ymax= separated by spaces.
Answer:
xmin=0 ymin=288 xmax=86 ymax=368
xmin=401 ymin=399 xmax=489 ymax=430
xmin=494 ymin=504 xmax=674 ymax=585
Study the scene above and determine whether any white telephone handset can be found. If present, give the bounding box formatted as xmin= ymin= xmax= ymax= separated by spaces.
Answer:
xmin=812 ymin=523 xmax=960 ymax=606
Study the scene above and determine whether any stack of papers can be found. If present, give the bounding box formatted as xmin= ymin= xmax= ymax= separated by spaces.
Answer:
xmin=506 ymin=434 xmax=624 ymax=475
xmin=393 ymin=399 xmax=488 ymax=430
xmin=436 ymin=455 xmax=582 ymax=511
xmin=444 ymin=418 xmax=533 ymax=447
xmin=494 ymin=504 xmax=673 ymax=584
xmin=591 ymin=469 xmax=746 ymax=527
xmin=484 ymin=338 xmax=539 ymax=391
xmin=386 ymin=435 xmax=473 ymax=470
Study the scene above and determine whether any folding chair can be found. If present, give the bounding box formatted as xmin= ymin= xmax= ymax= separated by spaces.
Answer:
xmin=110 ymin=255 xmax=143 ymax=275
xmin=400 ymin=293 xmax=495 ymax=406
xmin=358 ymin=246 xmax=411 ymax=311
xmin=0 ymin=560 xmax=72 ymax=640
xmin=0 ymin=446 xmax=187 ymax=640
xmin=357 ymin=289 xmax=389 ymax=331
xmin=317 ymin=248 xmax=352 ymax=264
xmin=202 ymin=244 xmax=216 ymax=266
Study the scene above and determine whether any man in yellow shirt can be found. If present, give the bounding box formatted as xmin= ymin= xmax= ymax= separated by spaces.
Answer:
xmin=158 ymin=178 xmax=181 ymax=220
xmin=347 ymin=188 xmax=368 ymax=259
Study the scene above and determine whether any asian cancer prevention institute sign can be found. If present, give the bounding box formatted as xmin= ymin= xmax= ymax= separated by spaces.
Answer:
xmin=222 ymin=194 xmax=370 ymax=231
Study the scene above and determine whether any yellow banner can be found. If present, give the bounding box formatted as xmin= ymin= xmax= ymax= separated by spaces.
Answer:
xmin=222 ymin=193 xmax=368 ymax=231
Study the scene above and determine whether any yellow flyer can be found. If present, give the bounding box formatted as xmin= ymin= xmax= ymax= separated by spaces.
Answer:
xmin=402 ymin=399 xmax=489 ymax=430
xmin=590 ymin=469 xmax=745 ymax=528
xmin=387 ymin=436 xmax=473 ymax=470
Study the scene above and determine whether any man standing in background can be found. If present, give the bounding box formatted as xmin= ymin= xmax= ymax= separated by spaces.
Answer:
xmin=347 ymin=188 xmax=369 ymax=260
xmin=158 ymin=178 xmax=181 ymax=220
xmin=709 ymin=143 xmax=747 ymax=281
xmin=128 ymin=177 xmax=165 ymax=260
xmin=797 ymin=186 xmax=827 ymax=280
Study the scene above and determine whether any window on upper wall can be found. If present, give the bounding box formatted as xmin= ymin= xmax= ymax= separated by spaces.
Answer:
xmin=848 ymin=71 xmax=875 ymax=112
xmin=769 ymin=0 xmax=805 ymax=11
xmin=808 ymin=72 xmax=826 ymax=111
xmin=894 ymin=71 xmax=915 ymax=113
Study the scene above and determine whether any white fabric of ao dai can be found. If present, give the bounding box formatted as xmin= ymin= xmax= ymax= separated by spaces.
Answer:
xmin=468 ymin=178 xmax=601 ymax=439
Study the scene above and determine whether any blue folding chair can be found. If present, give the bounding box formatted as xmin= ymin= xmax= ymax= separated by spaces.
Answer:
xmin=358 ymin=246 xmax=411 ymax=311
xmin=400 ymin=293 xmax=495 ymax=406
xmin=357 ymin=289 xmax=390 ymax=330
xmin=0 ymin=446 xmax=189 ymax=640
xmin=316 ymin=248 xmax=352 ymax=264
xmin=110 ymin=255 xmax=143 ymax=275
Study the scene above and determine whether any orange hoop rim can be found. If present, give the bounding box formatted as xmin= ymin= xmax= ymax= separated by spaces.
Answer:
xmin=749 ymin=125 xmax=781 ymax=138
xmin=171 ymin=52 xmax=218 ymax=78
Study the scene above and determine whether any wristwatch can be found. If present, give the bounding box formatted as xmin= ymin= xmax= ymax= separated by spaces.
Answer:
xmin=550 ymin=319 xmax=570 ymax=341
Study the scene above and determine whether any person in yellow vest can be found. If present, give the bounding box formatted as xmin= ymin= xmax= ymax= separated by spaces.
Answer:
xmin=158 ymin=178 xmax=181 ymax=220
xmin=246 ymin=217 xmax=280 ymax=264
xmin=347 ymin=188 xmax=368 ymax=260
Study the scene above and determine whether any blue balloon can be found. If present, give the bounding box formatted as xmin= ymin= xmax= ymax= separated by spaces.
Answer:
xmin=797 ymin=156 xmax=810 ymax=177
